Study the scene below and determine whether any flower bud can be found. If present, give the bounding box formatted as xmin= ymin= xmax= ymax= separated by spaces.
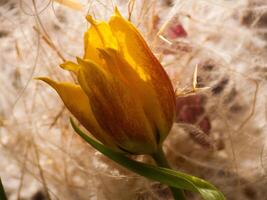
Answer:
xmin=37 ymin=8 xmax=175 ymax=154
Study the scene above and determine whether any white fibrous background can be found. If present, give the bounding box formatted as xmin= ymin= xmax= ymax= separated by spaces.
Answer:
xmin=0 ymin=0 xmax=267 ymax=199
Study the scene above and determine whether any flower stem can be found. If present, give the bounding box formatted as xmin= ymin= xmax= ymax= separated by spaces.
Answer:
xmin=151 ymin=147 xmax=186 ymax=200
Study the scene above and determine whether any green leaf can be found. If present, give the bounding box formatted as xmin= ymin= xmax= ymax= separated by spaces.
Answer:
xmin=0 ymin=177 xmax=7 ymax=200
xmin=70 ymin=118 xmax=225 ymax=200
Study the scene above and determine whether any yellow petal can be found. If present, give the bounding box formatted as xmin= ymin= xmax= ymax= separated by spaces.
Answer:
xmin=96 ymin=48 xmax=171 ymax=144
xmin=84 ymin=16 xmax=118 ymax=65
xmin=76 ymin=59 xmax=158 ymax=154
xmin=60 ymin=61 xmax=80 ymax=74
xmin=109 ymin=12 xmax=176 ymax=132
xmin=36 ymin=77 xmax=117 ymax=149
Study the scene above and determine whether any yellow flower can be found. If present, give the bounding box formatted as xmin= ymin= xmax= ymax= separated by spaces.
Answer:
xmin=37 ymin=8 xmax=176 ymax=154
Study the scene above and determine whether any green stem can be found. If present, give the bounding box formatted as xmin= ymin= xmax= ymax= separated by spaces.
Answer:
xmin=152 ymin=147 xmax=186 ymax=200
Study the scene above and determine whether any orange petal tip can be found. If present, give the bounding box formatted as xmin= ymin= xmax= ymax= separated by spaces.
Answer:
xmin=60 ymin=61 xmax=80 ymax=74
xmin=86 ymin=15 xmax=97 ymax=25
xmin=34 ymin=77 xmax=58 ymax=87
xmin=114 ymin=6 xmax=122 ymax=17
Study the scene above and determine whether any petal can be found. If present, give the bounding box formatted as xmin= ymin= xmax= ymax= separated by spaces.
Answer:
xmin=60 ymin=61 xmax=80 ymax=74
xmin=76 ymin=59 xmax=158 ymax=154
xmin=109 ymin=12 xmax=176 ymax=132
xmin=97 ymin=48 xmax=170 ymax=143
xmin=83 ymin=15 xmax=118 ymax=65
xmin=36 ymin=77 xmax=117 ymax=149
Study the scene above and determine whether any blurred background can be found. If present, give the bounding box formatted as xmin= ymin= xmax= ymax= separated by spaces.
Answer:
xmin=1 ymin=0 xmax=267 ymax=199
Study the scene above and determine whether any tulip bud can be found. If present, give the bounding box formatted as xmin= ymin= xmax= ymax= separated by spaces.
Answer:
xmin=37 ymin=8 xmax=176 ymax=155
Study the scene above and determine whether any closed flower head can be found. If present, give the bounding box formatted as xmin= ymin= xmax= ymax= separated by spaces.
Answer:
xmin=37 ymin=8 xmax=176 ymax=155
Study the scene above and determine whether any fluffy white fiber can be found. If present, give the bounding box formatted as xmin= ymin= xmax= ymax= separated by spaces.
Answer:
xmin=0 ymin=0 xmax=267 ymax=199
